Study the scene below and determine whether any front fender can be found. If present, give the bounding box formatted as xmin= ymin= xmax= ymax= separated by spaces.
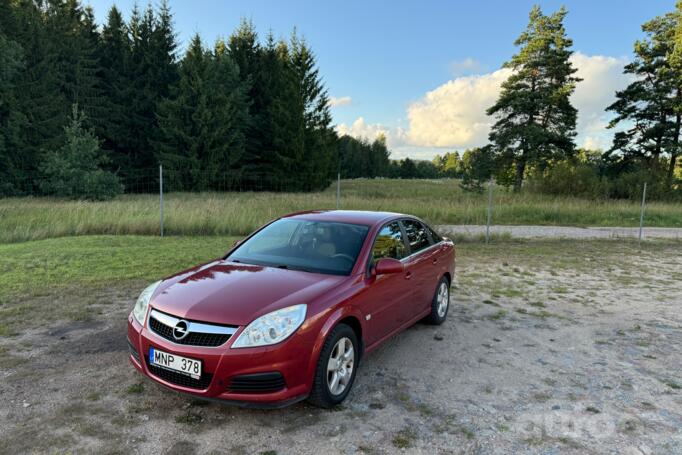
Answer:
xmin=304 ymin=304 xmax=367 ymax=384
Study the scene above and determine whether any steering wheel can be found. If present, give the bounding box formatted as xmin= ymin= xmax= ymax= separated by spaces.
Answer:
xmin=331 ymin=253 xmax=355 ymax=263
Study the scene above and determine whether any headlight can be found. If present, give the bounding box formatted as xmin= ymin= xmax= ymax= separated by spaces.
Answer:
xmin=231 ymin=304 xmax=307 ymax=348
xmin=132 ymin=281 xmax=161 ymax=326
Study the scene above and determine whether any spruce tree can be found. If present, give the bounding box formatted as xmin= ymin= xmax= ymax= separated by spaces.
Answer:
xmin=0 ymin=33 xmax=27 ymax=195
xmin=40 ymin=105 xmax=122 ymax=200
xmin=128 ymin=1 xmax=179 ymax=174
xmin=265 ymin=35 xmax=304 ymax=189
xmin=45 ymin=0 xmax=103 ymax=127
xmin=99 ymin=5 xmax=134 ymax=174
xmin=291 ymin=32 xmax=336 ymax=189
xmin=487 ymin=6 xmax=580 ymax=191
xmin=155 ymin=34 xmax=249 ymax=190
xmin=227 ymin=20 xmax=268 ymax=181
xmin=8 ymin=0 xmax=67 ymax=178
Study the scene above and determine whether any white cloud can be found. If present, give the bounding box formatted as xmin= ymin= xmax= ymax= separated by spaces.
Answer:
xmin=336 ymin=53 xmax=632 ymax=160
xmin=329 ymin=96 xmax=352 ymax=107
xmin=405 ymin=52 xmax=631 ymax=153
xmin=570 ymin=53 xmax=632 ymax=150
xmin=336 ymin=117 xmax=405 ymax=144
xmin=406 ymin=67 xmax=512 ymax=149
xmin=450 ymin=57 xmax=486 ymax=76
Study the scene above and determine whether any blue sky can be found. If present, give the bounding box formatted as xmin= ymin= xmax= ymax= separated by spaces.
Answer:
xmin=88 ymin=0 xmax=675 ymax=159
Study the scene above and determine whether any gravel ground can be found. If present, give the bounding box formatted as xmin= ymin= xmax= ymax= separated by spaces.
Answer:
xmin=437 ymin=225 xmax=682 ymax=240
xmin=1 ymin=241 xmax=681 ymax=454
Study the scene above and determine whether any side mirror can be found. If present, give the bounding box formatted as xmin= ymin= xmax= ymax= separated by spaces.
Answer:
xmin=374 ymin=258 xmax=404 ymax=275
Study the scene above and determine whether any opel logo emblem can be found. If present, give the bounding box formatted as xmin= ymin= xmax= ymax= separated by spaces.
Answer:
xmin=173 ymin=320 xmax=189 ymax=340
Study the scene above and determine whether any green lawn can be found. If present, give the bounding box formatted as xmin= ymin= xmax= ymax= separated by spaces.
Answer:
xmin=1 ymin=179 xmax=681 ymax=243
xmin=0 ymin=235 xmax=238 ymax=302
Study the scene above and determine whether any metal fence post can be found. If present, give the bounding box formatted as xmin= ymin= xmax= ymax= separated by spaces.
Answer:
xmin=485 ymin=178 xmax=493 ymax=244
xmin=336 ymin=172 xmax=340 ymax=209
xmin=638 ymin=182 xmax=647 ymax=244
xmin=159 ymin=164 xmax=164 ymax=237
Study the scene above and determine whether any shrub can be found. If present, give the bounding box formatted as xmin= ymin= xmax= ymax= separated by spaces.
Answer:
xmin=39 ymin=106 xmax=122 ymax=200
xmin=527 ymin=161 xmax=608 ymax=199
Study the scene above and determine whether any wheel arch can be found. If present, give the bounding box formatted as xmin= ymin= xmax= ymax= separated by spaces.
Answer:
xmin=336 ymin=315 xmax=364 ymax=361
xmin=442 ymin=272 xmax=451 ymax=285
xmin=306 ymin=306 xmax=366 ymax=386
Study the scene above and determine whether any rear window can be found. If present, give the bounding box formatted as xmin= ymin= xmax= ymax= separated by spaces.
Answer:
xmin=402 ymin=219 xmax=432 ymax=254
xmin=371 ymin=222 xmax=407 ymax=263
xmin=426 ymin=224 xmax=442 ymax=243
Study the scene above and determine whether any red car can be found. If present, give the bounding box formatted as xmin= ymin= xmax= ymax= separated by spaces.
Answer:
xmin=127 ymin=210 xmax=455 ymax=408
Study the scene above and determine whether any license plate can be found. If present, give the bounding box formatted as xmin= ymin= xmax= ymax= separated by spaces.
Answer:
xmin=149 ymin=347 xmax=202 ymax=379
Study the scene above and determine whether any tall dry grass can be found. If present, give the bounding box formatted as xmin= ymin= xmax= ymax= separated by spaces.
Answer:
xmin=1 ymin=179 xmax=680 ymax=243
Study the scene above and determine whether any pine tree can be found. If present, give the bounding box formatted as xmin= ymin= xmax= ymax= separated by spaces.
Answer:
xmin=487 ymin=6 xmax=580 ymax=191
xmin=155 ymin=34 xmax=250 ymax=190
xmin=607 ymin=2 xmax=682 ymax=186
xmin=669 ymin=2 xmax=682 ymax=183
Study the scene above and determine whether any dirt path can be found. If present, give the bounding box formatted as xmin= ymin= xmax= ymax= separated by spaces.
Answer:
xmin=437 ymin=225 xmax=682 ymax=239
xmin=1 ymin=242 xmax=681 ymax=454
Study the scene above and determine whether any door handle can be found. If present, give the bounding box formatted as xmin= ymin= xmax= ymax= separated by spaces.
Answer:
xmin=432 ymin=258 xmax=438 ymax=264
xmin=404 ymin=271 xmax=412 ymax=279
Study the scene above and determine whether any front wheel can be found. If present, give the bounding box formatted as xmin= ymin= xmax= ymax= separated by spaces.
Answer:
xmin=308 ymin=323 xmax=359 ymax=408
xmin=425 ymin=277 xmax=450 ymax=325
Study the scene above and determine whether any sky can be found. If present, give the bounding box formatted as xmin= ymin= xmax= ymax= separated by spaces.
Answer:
xmin=87 ymin=0 xmax=675 ymax=160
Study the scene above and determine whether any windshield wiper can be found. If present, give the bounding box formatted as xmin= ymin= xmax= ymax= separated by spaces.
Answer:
xmin=276 ymin=264 xmax=314 ymax=273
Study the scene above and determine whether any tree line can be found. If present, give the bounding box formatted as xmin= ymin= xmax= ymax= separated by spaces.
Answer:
xmin=0 ymin=0 xmax=336 ymax=198
xmin=1 ymin=1 xmax=681 ymax=200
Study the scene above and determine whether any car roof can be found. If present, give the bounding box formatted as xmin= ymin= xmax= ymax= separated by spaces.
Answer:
xmin=282 ymin=210 xmax=406 ymax=226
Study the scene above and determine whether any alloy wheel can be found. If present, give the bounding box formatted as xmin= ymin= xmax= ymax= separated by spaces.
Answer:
xmin=436 ymin=282 xmax=449 ymax=318
xmin=327 ymin=336 xmax=354 ymax=395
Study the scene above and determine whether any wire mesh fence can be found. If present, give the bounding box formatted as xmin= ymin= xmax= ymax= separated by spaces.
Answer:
xmin=0 ymin=165 xmax=677 ymax=244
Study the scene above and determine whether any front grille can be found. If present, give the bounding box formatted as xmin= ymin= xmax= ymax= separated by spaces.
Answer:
xmin=127 ymin=338 xmax=141 ymax=362
xmin=145 ymin=355 xmax=213 ymax=390
xmin=148 ymin=310 xmax=236 ymax=347
xmin=228 ymin=372 xmax=286 ymax=394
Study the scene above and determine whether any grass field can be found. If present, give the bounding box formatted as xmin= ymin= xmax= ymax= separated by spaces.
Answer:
xmin=1 ymin=179 xmax=681 ymax=243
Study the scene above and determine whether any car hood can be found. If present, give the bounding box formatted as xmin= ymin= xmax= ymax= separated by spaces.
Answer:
xmin=150 ymin=260 xmax=346 ymax=326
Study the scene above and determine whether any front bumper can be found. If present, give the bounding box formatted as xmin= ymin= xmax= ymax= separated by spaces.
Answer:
xmin=127 ymin=313 xmax=314 ymax=407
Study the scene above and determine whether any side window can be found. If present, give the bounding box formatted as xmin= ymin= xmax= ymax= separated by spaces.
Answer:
xmin=402 ymin=219 xmax=432 ymax=254
xmin=371 ymin=222 xmax=406 ymax=263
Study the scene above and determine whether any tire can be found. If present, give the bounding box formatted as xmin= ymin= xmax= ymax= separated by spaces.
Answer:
xmin=425 ymin=276 xmax=450 ymax=325
xmin=307 ymin=323 xmax=359 ymax=408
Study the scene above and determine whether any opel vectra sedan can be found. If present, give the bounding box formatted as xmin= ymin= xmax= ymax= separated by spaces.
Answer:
xmin=127 ymin=210 xmax=455 ymax=408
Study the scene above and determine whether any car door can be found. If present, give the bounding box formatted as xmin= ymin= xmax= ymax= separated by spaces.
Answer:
xmin=400 ymin=219 xmax=437 ymax=319
xmin=361 ymin=221 xmax=411 ymax=346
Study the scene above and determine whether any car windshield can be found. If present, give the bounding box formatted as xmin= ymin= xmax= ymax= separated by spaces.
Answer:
xmin=227 ymin=219 xmax=370 ymax=276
